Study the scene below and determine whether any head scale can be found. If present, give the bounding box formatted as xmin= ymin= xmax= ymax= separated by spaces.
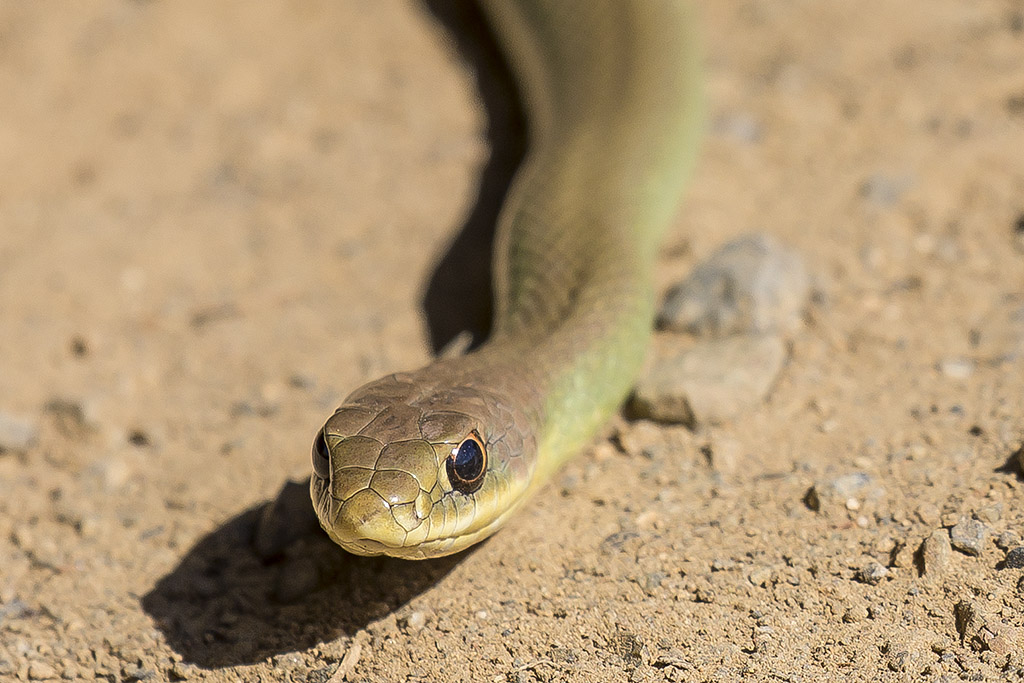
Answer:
xmin=310 ymin=371 xmax=536 ymax=559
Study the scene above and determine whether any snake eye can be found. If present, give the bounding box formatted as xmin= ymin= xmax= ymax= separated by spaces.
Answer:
xmin=446 ymin=431 xmax=486 ymax=494
xmin=312 ymin=430 xmax=331 ymax=480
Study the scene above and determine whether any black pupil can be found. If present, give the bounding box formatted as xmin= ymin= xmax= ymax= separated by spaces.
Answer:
xmin=449 ymin=438 xmax=484 ymax=490
xmin=312 ymin=431 xmax=331 ymax=479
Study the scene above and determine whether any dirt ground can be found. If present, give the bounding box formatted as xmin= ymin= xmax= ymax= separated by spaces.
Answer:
xmin=2 ymin=1 xmax=1024 ymax=681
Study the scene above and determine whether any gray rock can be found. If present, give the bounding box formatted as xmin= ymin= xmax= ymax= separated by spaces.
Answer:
xmin=658 ymin=234 xmax=810 ymax=337
xmin=0 ymin=411 xmax=39 ymax=453
xmin=631 ymin=334 xmax=786 ymax=425
xmin=918 ymin=529 xmax=952 ymax=576
xmin=950 ymin=517 xmax=988 ymax=557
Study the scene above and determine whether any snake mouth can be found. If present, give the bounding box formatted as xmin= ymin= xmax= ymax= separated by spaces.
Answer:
xmin=310 ymin=463 xmax=434 ymax=553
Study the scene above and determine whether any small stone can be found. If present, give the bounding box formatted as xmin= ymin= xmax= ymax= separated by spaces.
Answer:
xmin=996 ymin=530 xmax=1021 ymax=550
xmin=859 ymin=173 xmax=913 ymax=206
xmin=804 ymin=472 xmax=882 ymax=512
xmin=401 ymin=611 xmax=426 ymax=634
xmin=121 ymin=662 xmax=156 ymax=681
xmin=658 ymin=233 xmax=810 ymax=337
xmin=44 ymin=398 xmax=92 ymax=437
xmin=28 ymin=662 xmax=58 ymax=680
xmin=843 ymin=605 xmax=869 ymax=623
xmin=59 ymin=660 xmax=79 ymax=679
xmin=1003 ymin=547 xmax=1024 ymax=569
xmin=169 ymin=662 xmax=195 ymax=680
xmin=977 ymin=623 xmax=1024 ymax=656
xmin=977 ymin=504 xmax=1002 ymax=524
xmin=631 ymin=334 xmax=786 ymax=425
xmin=705 ymin=436 xmax=741 ymax=475
xmin=918 ymin=529 xmax=952 ymax=576
xmin=915 ymin=503 xmax=941 ymax=526
xmin=938 ymin=357 xmax=973 ymax=379
xmin=0 ymin=411 xmax=39 ymax=453
xmin=950 ymin=517 xmax=988 ymax=556
xmin=855 ymin=562 xmax=889 ymax=585
xmin=748 ymin=567 xmax=773 ymax=587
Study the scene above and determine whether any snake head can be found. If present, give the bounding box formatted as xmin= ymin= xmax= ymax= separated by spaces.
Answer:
xmin=310 ymin=371 xmax=537 ymax=559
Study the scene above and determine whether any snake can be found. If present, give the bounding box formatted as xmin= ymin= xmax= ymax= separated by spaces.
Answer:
xmin=310 ymin=0 xmax=703 ymax=559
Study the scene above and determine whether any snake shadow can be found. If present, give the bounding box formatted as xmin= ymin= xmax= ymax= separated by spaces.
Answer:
xmin=143 ymin=1 xmax=521 ymax=668
xmin=420 ymin=0 xmax=527 ymax=353
xmin=142 ymin=480 xmax=469 ymax=667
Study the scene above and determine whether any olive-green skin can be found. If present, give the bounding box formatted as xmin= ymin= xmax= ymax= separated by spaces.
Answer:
xmin=311 ymin=0 xmax=703 ymax=559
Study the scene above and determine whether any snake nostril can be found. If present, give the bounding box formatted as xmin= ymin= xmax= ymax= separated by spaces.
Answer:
xmin=312 ymin=430 xmax=331 ymax=480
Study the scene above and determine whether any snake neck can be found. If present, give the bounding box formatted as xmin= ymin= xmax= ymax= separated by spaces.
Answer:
xmin=474 ymin=0 xmax=704 ymax=470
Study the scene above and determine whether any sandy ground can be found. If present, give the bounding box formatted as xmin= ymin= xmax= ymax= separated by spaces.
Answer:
xmin=2 ymin=1 xmax=1024 ymax=681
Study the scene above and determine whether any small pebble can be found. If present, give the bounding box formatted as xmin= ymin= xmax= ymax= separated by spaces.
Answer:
xmin=44 ymin=398 xmax=91 ymax=437
xmin=976 ymin=504 xmax=1002 ymax=524
xmin=804 ymin=472 xmax=881 ymax=512
xmin=843 ymin=605 xmax=869 ymax=623
xmin=855 ymin=562 xmax=889 ymax=585
xmin=27 ymin=662 xmax=58 ymax=680
xmin=859 ymin=173 xmax=913 ymax=206
xmin=938 ymin=357 xmax=974 ymax=380
xmin=915 ymin=503 xmax=941 ymax=526
xmin=918 ymin=529 xmax=952 ymax=576
xmin=631 ymin=334 xmax=786 ymax=425
xmin=1003 ymin=547 xmax=1024 ymax=569
xmin=976 ymin=623 xmax=1024 ymax=656
xmin=0 ymin=411 xmax=39 ymax=453
xmin=658 ymin=233 xmax=810 ymax=337
xmin=748 ymin=567 xmax=773 ymax=587
xmin=996 ymin=530 xmax=1021 ymax=550
xmin=402 ymin=611 xmax=427 ymax=634
xmin=950 ymin=517 xmax=988 ymax=557
xmin=705 ymin=436 xmax=742 ymax=475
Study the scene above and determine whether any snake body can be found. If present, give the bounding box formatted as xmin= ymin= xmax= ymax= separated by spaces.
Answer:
xmin=311 ymin=0 xmax=702 ymax=558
